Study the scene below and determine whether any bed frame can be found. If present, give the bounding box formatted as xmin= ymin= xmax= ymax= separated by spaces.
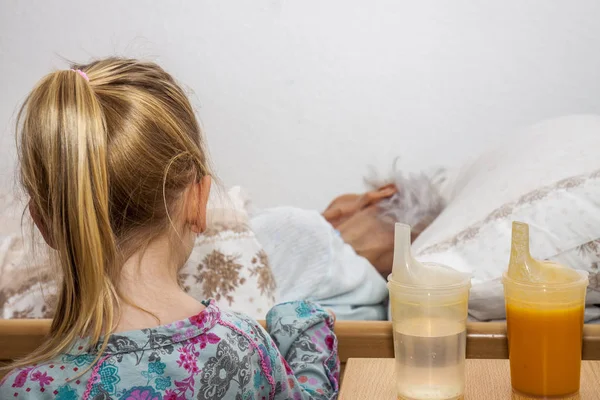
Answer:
xmin=2 ymin=320 xmax=600 ymax=379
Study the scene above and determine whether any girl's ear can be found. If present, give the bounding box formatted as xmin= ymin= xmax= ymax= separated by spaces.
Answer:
xmin=187 ymin=176 xmax=212 ymax=233
xmin=29 ymin=201 xmax=56 ymax=249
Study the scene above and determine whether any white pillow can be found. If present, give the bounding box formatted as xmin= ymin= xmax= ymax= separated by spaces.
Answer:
xmin=0 ymin=192 xmax=58 ymax=319
xmin=412 ymin=115 xmax=600 ymax=321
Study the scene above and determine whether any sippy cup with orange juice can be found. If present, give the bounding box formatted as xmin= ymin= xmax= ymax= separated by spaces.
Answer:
xmin=503 ymin=221 xmax=588 ymax=397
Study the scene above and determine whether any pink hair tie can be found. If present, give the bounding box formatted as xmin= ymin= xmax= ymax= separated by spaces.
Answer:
xmin=70 ymin=69 xmax=89 ymax=82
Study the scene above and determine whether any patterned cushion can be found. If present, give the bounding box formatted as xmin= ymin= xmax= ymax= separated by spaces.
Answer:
xmin=179 ymin=221 xmax=276 ymax=319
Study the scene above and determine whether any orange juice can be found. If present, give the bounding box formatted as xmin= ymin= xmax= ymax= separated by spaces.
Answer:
xmin=503 ymin=222 xmax=588 ymax=397
xmin=506 ymin=303 xmax=584 ymax=397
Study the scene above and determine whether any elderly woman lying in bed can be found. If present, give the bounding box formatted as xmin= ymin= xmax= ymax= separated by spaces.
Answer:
xmin=0 ymin=168 xmax=445 ymax=322
xmin=250 ymin=170 xmax=446 ymax=320
xmin=3 ymin=115 xmax=600 ymax=323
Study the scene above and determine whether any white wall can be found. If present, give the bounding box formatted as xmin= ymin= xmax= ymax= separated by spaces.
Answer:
xmin=2 ymin=0 xmax=600 ymax=209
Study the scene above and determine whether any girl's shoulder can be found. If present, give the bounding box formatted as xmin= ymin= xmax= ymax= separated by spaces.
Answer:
xmin=215 ymin=306 xmax=276 ymax=349
xmin=0 ymin=360 xmax=87 ymax=399
xmin=0 ymin=301 xmax=333 ymax=400
xmin=0 ymin=301 xmax=288 ymax=400
xmin=0 ymin=302 xmax=264 ymax=400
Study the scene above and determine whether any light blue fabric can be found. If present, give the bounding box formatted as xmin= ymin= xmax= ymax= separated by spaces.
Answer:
xmin=251 ymin=207 xmax=389 ymax=321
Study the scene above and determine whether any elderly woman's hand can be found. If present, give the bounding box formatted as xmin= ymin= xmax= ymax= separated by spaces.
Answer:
xmin=334 ymin=204 xmax=396 ymax=277
xmin=322 ymin=184 xmax=396 ymax=228
xmin=322 ymin=185 xmax=397 ymax=276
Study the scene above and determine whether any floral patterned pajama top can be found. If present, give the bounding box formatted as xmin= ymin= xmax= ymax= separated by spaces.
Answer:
xmin=0 ymin=300 xmax=339 ymax=399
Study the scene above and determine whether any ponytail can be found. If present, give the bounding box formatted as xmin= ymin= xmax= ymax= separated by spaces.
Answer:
xmin=13 ymin=69 xmax=118 ymax=368
xmin=10 ymin=57 xmax=213 ymax=372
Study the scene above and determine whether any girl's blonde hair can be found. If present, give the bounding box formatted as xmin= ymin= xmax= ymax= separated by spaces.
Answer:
xmin=12 ymin=57 xmax=211 ymax=369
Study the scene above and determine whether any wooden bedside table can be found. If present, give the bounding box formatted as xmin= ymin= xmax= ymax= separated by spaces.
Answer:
xmin=339 ymin=358 xmax=600 ymax=399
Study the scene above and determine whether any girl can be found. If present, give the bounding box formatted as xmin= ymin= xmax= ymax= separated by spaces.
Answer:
xmin=0 ymin=58 xmax=339 ymax=399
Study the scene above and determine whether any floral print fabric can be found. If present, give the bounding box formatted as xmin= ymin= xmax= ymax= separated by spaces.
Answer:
xmin=0 ymin=300 xmax=339 ymax=399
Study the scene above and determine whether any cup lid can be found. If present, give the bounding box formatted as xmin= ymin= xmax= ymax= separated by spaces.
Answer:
xmin=505 ymin=221 xmax=587 ymax=288
xmin=389 ymin=223 xmax=471 ymax=289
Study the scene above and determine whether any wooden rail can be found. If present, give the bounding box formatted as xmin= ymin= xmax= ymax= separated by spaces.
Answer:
xmin=2 ymin=319 xmax=600 ymax=377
